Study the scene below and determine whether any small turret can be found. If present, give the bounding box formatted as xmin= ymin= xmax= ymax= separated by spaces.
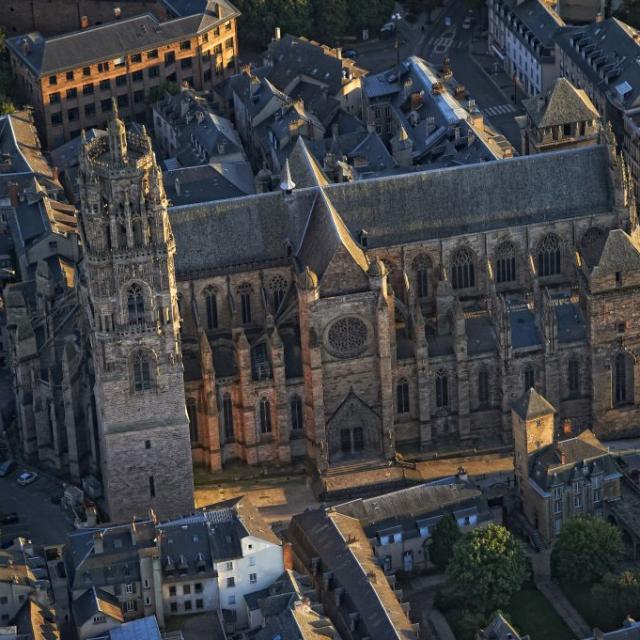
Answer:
xmin=107 ymin=98 xmax=128 ymax=166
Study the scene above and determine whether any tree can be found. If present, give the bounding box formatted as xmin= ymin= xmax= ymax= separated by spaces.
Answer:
xmin=446 ymin=524 xmax=530 ymax=614
xmin=592 ymin=571 xmax=640 ymax=628
xmin=551 ymin=517 xmax=623 ymax=585
xmin=429 ymin=514 xmax=462 ymax=569
xmin=148 ymin=80 xmax=180 ymax=105
xmin=310 ymin=0 xmax=349 ymax=43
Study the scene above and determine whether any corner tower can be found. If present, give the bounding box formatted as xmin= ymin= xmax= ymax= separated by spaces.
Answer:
xmin=78 ymin=106 xmax=194 ymax=521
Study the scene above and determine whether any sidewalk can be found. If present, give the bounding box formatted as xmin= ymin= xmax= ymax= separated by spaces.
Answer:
xmin=530 ymin=551 xmax=592 ymax=639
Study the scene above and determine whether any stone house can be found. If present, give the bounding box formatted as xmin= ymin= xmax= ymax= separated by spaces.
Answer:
xmin=332 ymin=476 xmax=493 ymax=572
xmin=512 ymin=388 xmax=622 ymax=543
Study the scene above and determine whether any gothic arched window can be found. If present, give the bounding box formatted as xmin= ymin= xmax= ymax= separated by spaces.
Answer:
xmin=396 ymin=378 xmax=410 ymax=414
xmin=238 ymin=283 xmax=252 ymax=325
xmin=290 ymin=395 xmax=303 ymax=432
xmin=478 ymin=368 xmax=490 ymax=406
xmin=259 ymin=397 xmax=272 ymax=434
xmin=614 ymin=352 xmax=634 ymax=406
xmin=495 ymin=241 xmax=517 ymax=284
xmin=537 ymin=234 xmax=562 ymax=278
xmin=413 ymin=254 xmax=432 ymax=299
xmin=204 ymin=287 xmax=218 ymax=330
xmin=435 ymin=369 xmax=448 ymax=408
xmin=133 ymin=351 xmax=152 ymax=392
xmin=568 ymin=357 xmax=580 ymax=397
xmin=523 ymin=364 xmax=535 ymax=392
xmin=269 ymin=275 xmax=288 ymax=313
xmin=581 ymin=227 xmax=606 ymax=267
xmin=127 ymin=284 xmax=145 ymax=325
xmin=186 ymin=398 xmax=198 ymax=443
xmin=222 ymin=392 xmax=234 ymax=440
xmin=451 ymin=247 xmax=475 ymax=290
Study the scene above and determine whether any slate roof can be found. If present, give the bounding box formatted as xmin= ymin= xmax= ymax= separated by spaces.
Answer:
xmin=512 ymin=388 xmax=556 ymax=420
xmin=8 ymin=4 xmax=238 ymax=77
xmin=289 ymin=509 xmax=418 ymax=640
xmin=591 ymin=229 xmax=640 ymax=278
xmin=529 ymin=430 xmax=618 ymax=491
xmin=477 ymin=612 xmax=528 ymax=639
xmin=333 ymin=478 xmax=492 ymax=540
xmin=523 ymin=77 xmax=599 ymax=128
xmin=108 ymin=616 xmax=162 ymax=640
xmin=510 ymin=0 xmax=564 ymax=49
xmin=71 ymin=587 xmax=124 ymax=626
xmin=555 ymin=297 xmax=587 ymax=343
xmin=555 ymin=18 xmax=640 ymax=112
xmin=509 ymin=306 xmax=542 ymax=350
xmin=296 ymin=188 xmax=369 ymax=280
xmin=169 ymin=145 xmax=612 ymax=277
xmin=164 ymin=162 xmax=255 ymax=206
xmin=286 ymin=138 xmax=329 ymax=188
xmin=265 ymin=34 xmax=365 ymax=97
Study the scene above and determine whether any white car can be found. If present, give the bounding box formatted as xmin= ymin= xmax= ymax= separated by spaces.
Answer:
xmin=444 ymin=16 xmax=452 ymax=27
xmin=17 ymin=471 xmax=38 ymax=486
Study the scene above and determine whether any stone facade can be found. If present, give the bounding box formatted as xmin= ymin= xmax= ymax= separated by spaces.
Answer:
xmin=77 ymin=106 xmax=194 ymax=520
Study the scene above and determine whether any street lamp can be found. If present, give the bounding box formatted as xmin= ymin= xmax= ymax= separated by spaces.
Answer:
xmin=392 ymin=12 xmax=402 ymax=66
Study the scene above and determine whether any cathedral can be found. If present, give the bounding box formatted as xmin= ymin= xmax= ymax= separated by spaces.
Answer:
xmin=8 ymin=108 xmax=640 ymax=521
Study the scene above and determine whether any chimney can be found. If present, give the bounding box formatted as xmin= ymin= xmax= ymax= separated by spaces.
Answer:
xmin=274 ymin=26 xmax=281 ymax=41
xmin=558 ymin=448 xmax=567 ymax=464
xmin=562 ymin=419 xmax=572 ymax=436
xmin=80 ymin=15 xmax=89 ymax=29
xmin=283 ymin=542 xmax=294 ymax=571
xmin=336 ymin=47 xmax=342 ymax=60
xmin=595 ymin=11 xmax=604 ymax=21
xmin=174 ymin=177 xmax=181 ymax=197
xmin=113 ymin=7 xmax=122 ymax=19
xmin=131 ymin=520 xmax=138 ymax=546
xmin=211 ymin=2 xmax=219 ymax=17
xmin=93 ymin=531 xmax=104 ymax=554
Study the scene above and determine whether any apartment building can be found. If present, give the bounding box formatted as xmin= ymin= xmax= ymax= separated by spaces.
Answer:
xmin=7 ymin=0 xmax=240 ymax=148
xmin=488 ymin=0 xmax=564 ymax=97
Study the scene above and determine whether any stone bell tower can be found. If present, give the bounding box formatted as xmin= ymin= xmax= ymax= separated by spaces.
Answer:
xmin=77 ymin=103 xmax=194 ymax=521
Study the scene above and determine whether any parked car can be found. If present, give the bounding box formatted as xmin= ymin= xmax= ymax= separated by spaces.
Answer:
xmin=17 ymin=471 xmax=38 ymax=486
xmin=0 ymin=459 xmax=15 ymax=477
xmin=462 ymin=16 xmax=473 ymax=29
xmin=343 ymin=48 xmax=359 ymax=59
xmin=0 ymin=513 xmax=19 ymax=525
xmin=444 ymin=15 xmax=452 ymax=26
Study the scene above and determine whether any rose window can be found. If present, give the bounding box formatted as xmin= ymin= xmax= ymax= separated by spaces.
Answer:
xmin=327 ymin=317 xmax=368 ymax=358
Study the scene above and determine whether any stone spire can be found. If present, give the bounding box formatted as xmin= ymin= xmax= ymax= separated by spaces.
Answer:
xmin=279 ymin=158 xmax=296 ymax=193
xmin=107 ymin=98 xmax=128 ymax=166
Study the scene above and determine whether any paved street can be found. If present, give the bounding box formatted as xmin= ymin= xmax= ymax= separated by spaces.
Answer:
xmin=0 ymin=471 xmax=74 ymax=546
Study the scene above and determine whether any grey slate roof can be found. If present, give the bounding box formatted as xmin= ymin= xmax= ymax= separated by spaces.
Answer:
xmin=109 ymin=616 xmax=162 ymax=640
xmin=523 ymin=77 xmax=599 ymax=128
xmin=512 ymin=388 xmax=556 ymax=420
xmin=8 ymin=7 xmax=237 ymax=76
xmin=591 ymin=229 xmax=640 ymax=278
xmin=510 ymin=0 xmax=564 ymax=49
xmin=555 ymin=18 xmax=640 ymax=113
xmin=72 ymin=587 xmax=124 ymax=626
xmin=169 ymin=145 xmax=613 ymax=277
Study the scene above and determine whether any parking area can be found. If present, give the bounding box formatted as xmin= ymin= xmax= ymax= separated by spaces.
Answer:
xmin=0 ymin=469 xmax=74 ymax=546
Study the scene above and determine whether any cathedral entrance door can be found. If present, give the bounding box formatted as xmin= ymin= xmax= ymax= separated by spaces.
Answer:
xmin=353 ymin=427 xmax=364 ymax=452
xmin=340 ymin=429 xmax=351 ymax=454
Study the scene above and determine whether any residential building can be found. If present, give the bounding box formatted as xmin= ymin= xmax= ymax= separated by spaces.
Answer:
xmin=11 ymin=597 xmax=61 ymax=640
xmin=332 ymin=476 xmax=493 ymax=572
xmin=65 ymin=498 xmax=283 ymax=633
xmin=512 ymin=388 xmax=622 ymax=543
xmin=584 ymin=617 xmax=640 ymax=639
xmin=488 ymin=0 xmax=564 ymax=97
xmin=519 ymin=76 xmax=600 ymax=155
xmin=7 ymin=0 xmax=240 ymax=148
xmin=555 ymin=18 xmax=640 ymax=195
xmin=288 ymin=508 xmax=418 ymax=640
xmin=152 ymin=88 xmax=246 ymax=165
xmin=364 ymin=57 xmax=514 ymax=170
xmin=0 ymin=0 xmax=159 ymax=37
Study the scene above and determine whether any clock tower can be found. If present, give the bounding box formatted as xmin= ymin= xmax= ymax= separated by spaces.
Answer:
xmin=512 ymin=388 xmax=555 ymax=496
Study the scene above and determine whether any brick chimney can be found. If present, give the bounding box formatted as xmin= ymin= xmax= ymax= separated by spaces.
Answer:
xmin=283 ymin=542 xmax=294 ymax=571
xmin=80 ymin=15 xmax=89 ymax=29
xmin=93 ymin=531 xmax=104 ymax=554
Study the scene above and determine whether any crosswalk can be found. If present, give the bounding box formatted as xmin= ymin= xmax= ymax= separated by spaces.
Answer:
xmin=427 ymin=36 xmax=467 ymax=49
xmin=482 ymin=103 xmax=517 ymax=117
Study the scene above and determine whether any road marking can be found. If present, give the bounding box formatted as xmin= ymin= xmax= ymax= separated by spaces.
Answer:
xmin=482 ymin=103 xmax=517 ymax=117
xmin=427 ymin=36 xmax=435 ymax=45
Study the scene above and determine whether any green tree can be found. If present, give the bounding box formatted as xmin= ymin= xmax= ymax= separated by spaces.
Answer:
xmin=592 ymin=571 xmax=640 ymax=628
xmin=311 ymin=0 xmax=349 ymax=43
xmin=551 ymin=517 xmax=623 ymax=585
xmin=274 ymin=0 xmax=313 ymax=39
xmin=429 ymin=513 xmax=462 ymax=570
xmin=148 ymin=80 xmax=180 ymax=105
xmin=447 ymin=524 xmax=530 ymax=614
